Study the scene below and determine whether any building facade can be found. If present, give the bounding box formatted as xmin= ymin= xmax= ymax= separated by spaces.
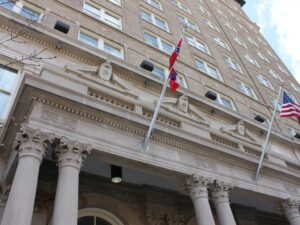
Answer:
xmin=0 ymin=0 xmax=300 ymax=224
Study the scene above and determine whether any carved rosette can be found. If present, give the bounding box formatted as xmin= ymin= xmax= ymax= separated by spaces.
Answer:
xmin=14 ymin=124 xmax=54 ymax=162
xmin=55 ymin=137 xmax=92 ymax=170
xmin=184 ymin=174 xmax=213 ymax=200
xmin=211 ymin=180 xmax=233 ymax=205
xmin=281 ymin=198 xmax=300 ymax=220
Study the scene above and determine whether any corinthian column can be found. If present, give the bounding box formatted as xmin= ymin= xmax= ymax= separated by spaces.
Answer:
xmin=52 ymin=137 xmax=92 ymax=225
xmin=281 ymin=199 xmax=300 ymax=225
xmin=211 ymin=180 xmax=236 ymax=225
xmin=1 ymin=125 xmax=54 ymax=225
xmin=184 ymin=174 xmax=216 ymax=225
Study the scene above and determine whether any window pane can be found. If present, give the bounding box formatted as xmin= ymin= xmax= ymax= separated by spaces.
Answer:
xmin=79 ymin=33 xmax=98 ymax=47
xmin=0 ymin=66 xmax=18 ymax=92
xmin=161 ymin=41 xmax=173 ymax=54
xmin=149 ymin=0 xmax=161 ymax=9
xmin=20 ymin=6 xmax=40 ymax=20
xmin=83 ymin=3 xmax=101 ymax=18
xmin=220 ymin=97 xmax=232 ymax=109
xmin=103 ymin=42 xmax=121 ymax=58
xmin=207 ymin=66 xmax=218 ymax=79
xmin=144 ymin=33 xmax=158 ymax=48
xmin=96 ymin=217 xmax=112 ymax=225
xmin=152 ymin=66 xmax=165 ymax=78
xmin=0 ymin=92 xmax=9 ymax=119
xmin=155 ymin=17 xmax=167 ymax=30
xmin=78 ymin=216 xmax=94 ymax=225
xmin=195 ymin=60 xmax=205 ymax=70
xmin=104 ymin=12 xmax=121 ymax=28
xmin=0 ymin=0 xmax=14 ymax=10
xmin=141 ymin=11 xmax=151 ymax=22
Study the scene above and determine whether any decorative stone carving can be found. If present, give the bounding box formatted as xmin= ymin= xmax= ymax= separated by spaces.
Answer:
xmin=176 ymin=95 xmax=188 ymax=113
xmin=220 ymin=120 xmax=260 ymax=146
xmin=42 ymin=110 xmax=77 ymax=130
xmin=98 ymin=60 xmax=113 ymax=81
xmin=14 ymin=124 xmax=54 ymax=161
xmin=281 ymin=198 xmax=300 ymax=221
xmin=146 ymin=209 xmax=184 ymax=225
xmin=184 ymin=174 xmax=213 ymax=200
xmin=211 ymin=180 xmax=233 ymax=204
xmin=55 ymin=137 xmax=92 ymax=170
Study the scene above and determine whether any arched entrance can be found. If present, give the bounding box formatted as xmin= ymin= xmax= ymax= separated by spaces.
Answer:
xmin=78 ymin=208 xmax=124 ymax=225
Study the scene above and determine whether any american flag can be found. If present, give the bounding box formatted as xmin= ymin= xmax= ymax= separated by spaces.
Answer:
xmin=280 ymin=91 xmax=300 ymax=124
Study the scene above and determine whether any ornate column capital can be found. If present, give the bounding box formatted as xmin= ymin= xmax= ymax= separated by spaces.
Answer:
xmin=211 ymin=179 xmax=233 ymax=205
xmin=184 ymin=174 xmax=213 ymax=200
xmin=281 ymin=198 xmax=300 ymax=221
xmin=14 ymin=124 xmax=54 ymax=162
xmin=55 ymin=137 xmax=92 ymax=170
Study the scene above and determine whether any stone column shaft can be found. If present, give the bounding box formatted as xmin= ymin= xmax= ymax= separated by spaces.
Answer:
xmin=281 ymin=199 xmax=300 ymax=225
xmin=211 ymin=180 xmax=236 ymax=225
xmin=52 ymin=137 xmax=91 ymax=225
xmin=0 ymin=126 xmax=53 ymax=225
xmin=185 ymin=175 xmax=216 ymax=225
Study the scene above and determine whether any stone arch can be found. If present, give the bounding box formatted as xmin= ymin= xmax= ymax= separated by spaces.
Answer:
xmin=78 ymin=208 xmax=124 ymax=225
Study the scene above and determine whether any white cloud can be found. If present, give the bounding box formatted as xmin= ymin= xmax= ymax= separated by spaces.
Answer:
xmin=255 ymin=0 xmax=300 ymax=83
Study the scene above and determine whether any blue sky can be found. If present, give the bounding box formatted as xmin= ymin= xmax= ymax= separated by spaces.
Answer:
xmin=243 ymin=0 xmax=300 ymax=83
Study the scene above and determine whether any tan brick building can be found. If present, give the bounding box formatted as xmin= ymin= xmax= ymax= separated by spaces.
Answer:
xmin=0 ymin=0 xmax=299 ymax=224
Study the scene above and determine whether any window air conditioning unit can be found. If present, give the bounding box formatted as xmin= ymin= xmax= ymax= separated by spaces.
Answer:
xmin=140 ymin=60 xmax=154 ymax=72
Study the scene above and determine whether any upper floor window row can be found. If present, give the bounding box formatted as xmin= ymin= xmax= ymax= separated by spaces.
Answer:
xmin=79 ymin=30 xmax=124 ymax=59
xmin=177 ymin=15 xmax=199 ymax=32
xmin=0 ymin=0 xmax=42 ymax=21
xmin=141 ymin=9 xmax=169 ymax=31
xmin=143 ymin=0 xmax=162 ymax=10
xmin=83 ymin=1 xmax=122 ymax=29
xmin=186 ymin=35 xmax=210 ymax=55
xmin=144 ymin=31 xmax=174 ymax=55
xmin=172 ymin=0 xmax=191 ymax=14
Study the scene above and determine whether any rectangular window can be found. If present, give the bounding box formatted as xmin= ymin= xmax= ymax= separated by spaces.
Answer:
xmin=195 ymin=58 xmax=222 ymax=81
xmin=107 ymin=0 xmax=121 ymax=6
xmin=177 ymin=15 xmax=199 ymax=32
xmin=204 ymin=19 xmax=219 ymax=32
xmin=83 ymin=2 xmax=122 ymax=29
xmin=224 ymin=56 xmax=243 ymax=74
xmin=152 ymin=64 xmax=167 ymax=79
xmin=256 ymin=74 xmax=274 ymax=90
xmin=244 ymin=54 xmax=260 ymax=68
xmin=0 ymin=1 xmax=42 ymax=21
xmin=141 ymin=9 xmax=169 ymax=31
xmin=233 ymin=36 xmax=247 ymax=49
xmin=144 ymin=31 xmax=174 ymax=55
xmin=186 ymin=35 xmax=209 ymax=54
xmin=207 ymin=90 xmax=236 ymax=110
xmin=144 ymin=0 xmax=162 ymax=10
xmin=269 ymin=69 xmax=283 ymax=82
xmin=0 ymin=64 xmax=18 ymax=120
xmin=79 ymin=31 xmax=124 ymax=59
xmin=199 ymin=5 xmax=211 ymax=17
xmin=172 ymin=0 xmax=191 ymax=14
xmin=236 ymin=80 xmax=257 ymax=100
xmin=214 ymin=37 xmax=230 ymax=51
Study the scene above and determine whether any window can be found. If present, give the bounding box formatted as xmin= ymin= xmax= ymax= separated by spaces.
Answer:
xmin=257 ymin=52 xmax=269 ymax=63
xmin=256 ymin=74 xmax=274 ymax=90
xmin=144 ymin=31 xmax=173 ymax=54
xmin=207 ymin=90 xmax=236 ymax=110
xmin=144 ymin=0 xmax=162 ymax=10
xmin=198 ymin=5 xmax=210 ymax=17
xmin=78 ymin=208 xmax=124 ymax=225
xmin=238 ymin=24 xmax=249 ymax=33
xmin=287 ymin=128 xmax=299 ymax=138
xmin=204 ymin=19 xmax=219 ymax=32
xmin=186 ymin=35 xmax=210 ymax=54
xmin=224 ymin=56 xmax=243 ymax=74
xmin=83 ymin=2 xmax=122 ymax=29
xmin=224 ymin=22 xmax=237 ymax=33
xmin=247 ymin=37 xmax=259 ymax=47
xmin=0 ymin=64 xmax=18 ymax=120
xmin=172 ymin=0 xmax=191 ymax=14
xmin=233 ymin=36 xmax=247 ymax=48
xmin=0 ymin=0 xmax=42 ymax=21
xmin=141 ymin=9 xmax=169 ymax=31
xmin=79 ymin=31 xmax=124 ymax=59
xmin=152 ymin=63 xmax=168 ymax=79
xmin=244 ymin=54 xmax=260 ymax=68
xmin=267 ymin=49 xmax=277 ymax=59
xmin=278 ymin=65 xmax=289 ymax=75
xmin=271 ymin=98 xmax=281 ymax=111
xmin=216 ymin=9 xmax=228 ymax=19
xmin=107 ymin=0 xmax=121 ymax=6
xmin=177 ymin=15 xmax=199 ymax=32
xmin=195 ymin=58 xmax=222 ymax=81
xmin=269 ymin=69 xmax=283 ymax=82
xmin=213 ymin=37 xmax=230 ymax=51
xmin=290 ymin=82 xmax=300 ymax=93
xmin=236 ymin=80 xmax=258 ymax=100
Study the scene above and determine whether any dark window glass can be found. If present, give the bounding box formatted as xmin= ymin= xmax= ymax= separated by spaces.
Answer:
xmin=96 ymin=217 xmax=112 ymax=225
xmin=78 ymin=216 xmax=94 ymax=225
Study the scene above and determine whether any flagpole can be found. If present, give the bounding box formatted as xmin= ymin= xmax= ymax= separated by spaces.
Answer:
xmin=254 ymin=84 xmax=284 ymax=181
xmin=142 ymin=25 xmax=187 ymax=151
